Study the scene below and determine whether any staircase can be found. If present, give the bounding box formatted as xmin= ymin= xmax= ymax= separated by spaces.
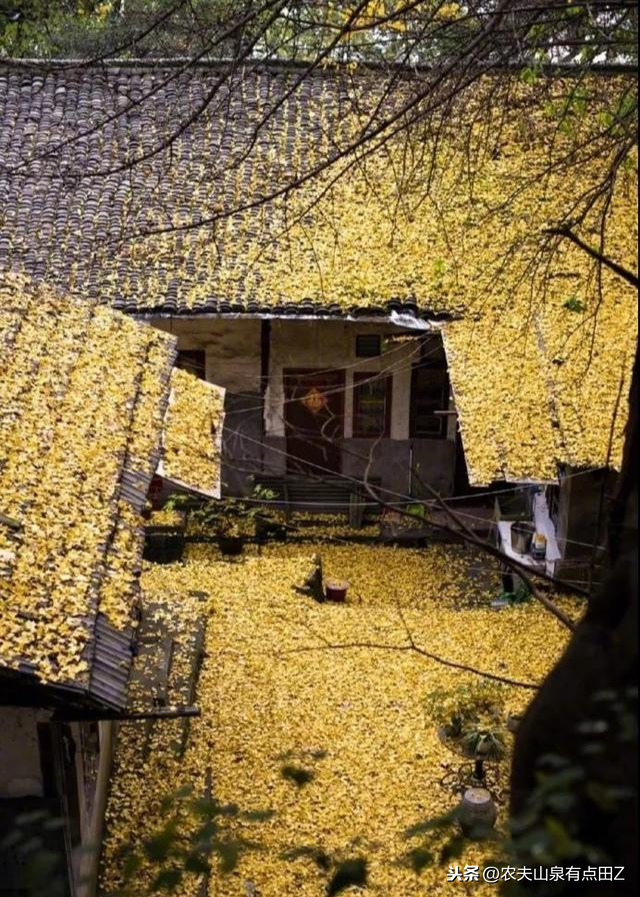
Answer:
xmin=254 ymin=475 xmax=377 ymax=516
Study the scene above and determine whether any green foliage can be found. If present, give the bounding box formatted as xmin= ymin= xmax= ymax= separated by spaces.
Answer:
xmin=498 ymin=581 xmax=531 ymax=604
xmin=425 ymin=680 xmax=508 ymax=738
xmin=113 ymin=784 xmax=271 ymax=892
xmin=3 ymin=0 xmax=636 ymax=72
xmin=0 ymin=807 xmax=69 ymax=897
xmin=563 ymin=294 xmax=586 ymax=313
xmin=518 ymin=64 xmax=541 ymax=86
xmin=459 ymin=725 xmax=506 ymax=761
xmin=400 ymin=684 xmax=638 ymax=888
xmin=400 ymin=806 xmax=470 ymax=871
xmin=0 ymin=0 xmax=116 ymax=57
xmin=405 ymin=502 xmax=426 ymax=519
xmin=170 ymin=484 xmax=278 ymax=539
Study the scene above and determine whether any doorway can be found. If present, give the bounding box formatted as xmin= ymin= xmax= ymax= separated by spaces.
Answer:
xmin=283 ymin=369 xmax=344 ymax=475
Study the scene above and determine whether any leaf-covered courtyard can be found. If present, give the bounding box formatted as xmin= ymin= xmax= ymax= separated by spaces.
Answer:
xmin=101 ymin=537 xmax=580 ymax=897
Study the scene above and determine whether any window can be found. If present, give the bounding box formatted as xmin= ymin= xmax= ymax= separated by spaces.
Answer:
xmin=410 ymin=349 xmax=449 ymax=438
xmin=355 ymin=334 xmax=382 ymax=358
xmin=175 ymin=349 xmax=205 ymax=380
xmin=353 ymin=372 xmax=391 ymax=437
xmin=410 ymin=334 xmax=449 ymax=439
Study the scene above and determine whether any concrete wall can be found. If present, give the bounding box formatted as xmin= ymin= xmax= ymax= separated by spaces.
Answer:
xmin=0 ymin=708 xmax=110 ymax=897
xmin=222 ymin=392 xmax=264 ymax=494
xmin=265 ymin=319 xmax=416 ymax=439
xmin=148 ymin=316 xmax=457 ymax=498
xmin=151 ymin=316 xmax=262 ymax=393
xmin=150 ymin=317 xmax=263 ymax=495
xmin=79 ymin=721 xmax=115 ymax=897
xmin=0 ymin=707 xmax=46 ymax=798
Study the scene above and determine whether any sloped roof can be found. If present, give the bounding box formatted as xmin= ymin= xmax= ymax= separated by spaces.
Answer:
xmin=0 ymin=61 xmax=408 ymax=317
xmin=0 ymin=63 xmax=636 ymax=483
xmin=0 ymin=272 xmax=224 ymax=706
xmin=159 ymin=369 xmax=225 ymax=499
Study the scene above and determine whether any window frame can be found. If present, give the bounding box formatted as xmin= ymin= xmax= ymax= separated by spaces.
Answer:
xmin=410 ymin=364 xmax=449 ymax=439
xmin=355 ymin=334 xmax=382 ymax=358
xmin=352 ymin=371 xmax=392 ymax=439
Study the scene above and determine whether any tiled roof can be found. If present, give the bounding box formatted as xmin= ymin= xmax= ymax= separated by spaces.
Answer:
xmin=0 ymin=272 xmax=224 ymax=707
xmin=0 ymin=64 xmax=636 ymax=483
xmin=0 ymin=62 xmax=419 ymax=317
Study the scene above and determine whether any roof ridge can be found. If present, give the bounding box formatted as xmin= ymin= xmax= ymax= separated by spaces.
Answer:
xmin=0 ymin=57 xmax=634 ymax=76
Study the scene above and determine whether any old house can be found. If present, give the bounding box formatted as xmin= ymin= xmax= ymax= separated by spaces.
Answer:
xmin=0 ymin=273 xmax=224 ymax=896
xmin=0 ymin=61 xmax=636 ymax=588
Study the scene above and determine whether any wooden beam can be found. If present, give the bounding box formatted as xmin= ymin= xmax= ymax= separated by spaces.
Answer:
xmin=53 ymin=705 xmax=201 ymax=722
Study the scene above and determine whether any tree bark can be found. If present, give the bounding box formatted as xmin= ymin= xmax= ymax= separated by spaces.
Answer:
xmin=510 ymin=350 xmax=638 ymax=894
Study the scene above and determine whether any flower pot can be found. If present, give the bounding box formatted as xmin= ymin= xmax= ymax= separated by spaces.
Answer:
xmin=325 ymin=580 xmax=348 ymax=602
xmin=511 ymin=521 xmax=535 ymax=554
xmin=217 ymin=535 xmax=245 ymax=556
xmin=458 ymin=787 xmax=497 ymax=836
xmin=143 ymin=527 xmax=185 ymax=564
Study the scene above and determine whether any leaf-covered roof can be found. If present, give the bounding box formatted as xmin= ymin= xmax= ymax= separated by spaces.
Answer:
xmin=0 ymin=272 xmax=224 ymax=704
xmin=160 ymin=368 xmax=225 ymax=498
xmin=0 ymin=63 xmax=636 ymax=482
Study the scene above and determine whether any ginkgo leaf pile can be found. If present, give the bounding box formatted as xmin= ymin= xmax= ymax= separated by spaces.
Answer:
xmin=0 ymin=272 xmax=224 ymax=691
xmin=101 ymin=539 xmax=581 ymax=896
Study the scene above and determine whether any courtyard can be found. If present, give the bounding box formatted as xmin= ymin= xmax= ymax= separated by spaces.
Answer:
xmin=101 ymin=532 xmax=579 ymax=896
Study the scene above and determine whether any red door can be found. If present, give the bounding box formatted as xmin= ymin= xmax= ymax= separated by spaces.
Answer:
xmin=284 ymin=369 xmax=344 ymax=474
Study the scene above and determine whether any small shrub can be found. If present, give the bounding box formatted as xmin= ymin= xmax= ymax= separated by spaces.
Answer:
xmin=425 ymin=681 xmax=507 ymax=738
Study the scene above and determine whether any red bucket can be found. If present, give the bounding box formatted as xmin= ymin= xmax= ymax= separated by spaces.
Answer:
xmin=325 ymin=580 xmax=348 ymax=602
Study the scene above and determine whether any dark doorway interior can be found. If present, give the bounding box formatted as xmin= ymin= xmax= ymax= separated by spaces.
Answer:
xmin=283 ymin=369 xmax=344 ymax=475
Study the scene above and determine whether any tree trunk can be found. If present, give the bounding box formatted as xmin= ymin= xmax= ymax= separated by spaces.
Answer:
xmin=510 ymin=352 xmax=638 ymax=894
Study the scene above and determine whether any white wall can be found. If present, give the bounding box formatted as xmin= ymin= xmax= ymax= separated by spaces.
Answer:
xmin=151 ymin=316 xmax=261 ymax=394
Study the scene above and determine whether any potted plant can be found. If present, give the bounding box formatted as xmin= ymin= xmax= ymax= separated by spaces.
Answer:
xmin=143 ymin=504 xmax=187 ymax=564
xmin=186 ymin=486 xmax=278 ymax=556
xmin=494 ymin=581 xmax=531 ymax=607
xmin=251 ymin=484 xmax=286 ymax=543
xmin=187 ymin=498 xmax=248 ymax=556
xmin=216 ymin=525 xmax=246 ymax=556
xmin=459 ymin=725 xmax=507 ymax=781
xmin=426 ymin=681 xmax=510 ymax=781
xmin=379 ymin=505 xmax=429 ymax=545
xmin=254 ymin=514 xmax=288 ymax=544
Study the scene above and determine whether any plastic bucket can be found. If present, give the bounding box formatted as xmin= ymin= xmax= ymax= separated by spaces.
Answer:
xmin=325 ymin=580 xmax=348 ymax=602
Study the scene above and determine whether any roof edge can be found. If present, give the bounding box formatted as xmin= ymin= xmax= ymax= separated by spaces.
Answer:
xmin=0 ymin=57 xmax=635 ymax=77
